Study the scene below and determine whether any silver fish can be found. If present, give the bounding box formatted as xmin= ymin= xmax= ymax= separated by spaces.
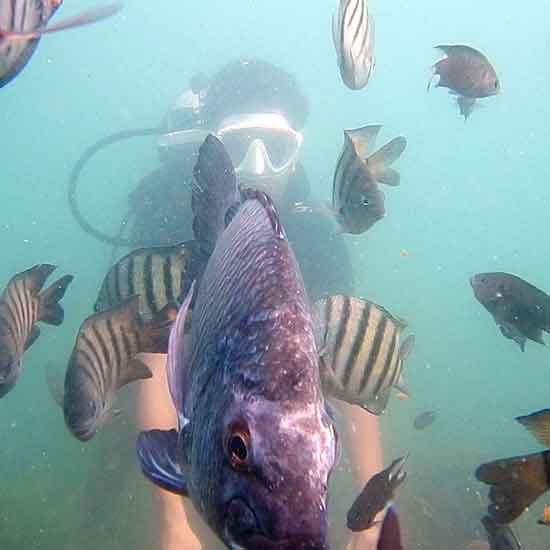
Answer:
xmin=332 ymin=0 xmax=375 ymax=90
xmin=313 ymin=294 xmax=414 ymax=415
xmin=0 ymin=264 xmax=72 ymax=397
xmin=137 ymin=135 xmax=337 ymax=549
xmin=332 ymin=124 xmax=407 ymax=235
xmin=0 ymin=1 xmax=121 ymax=88
xmin=60 ymin=296 xmax=173 ymax=441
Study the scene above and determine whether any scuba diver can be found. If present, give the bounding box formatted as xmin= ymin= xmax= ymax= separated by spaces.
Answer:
xmin=70 ymin=59 xmax=385 ymax=549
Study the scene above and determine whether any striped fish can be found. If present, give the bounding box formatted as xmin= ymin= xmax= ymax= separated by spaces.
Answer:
xmin=332 ymin=124 xmax=407 ymax=235
xmin=313 ymin=294 xmax=414 ymax=415
xmin=332 ymin=0 xmax=375 ymax=90
xmin=95 ymin=242 xmax=205 ymax=321
xmin=0 ymin=263 xmax=73 ymax=397
xmin=0 ymin=1 xmax=121 ymax=88
xmin=62 ymin=295 xmax=174 ymax=441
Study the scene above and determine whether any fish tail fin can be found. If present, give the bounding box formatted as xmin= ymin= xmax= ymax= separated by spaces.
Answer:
xmin=2 ymin=3 xmax=122 ymax=42
xmin=38 ymin=274 xmax=74 ymax=326
xmin=192 ymin=134 xmax=241 ymax=254
xmin=516 ymin=409 xmax=550 ymax=447
xmin=140 ymin=303 xmax=179 ymax=354
xmin=367 ymin=137 xmax=407 ymax=186
xmin=475 ymin=450 xmax=550 ymax=523
xmin=377 ymin=504 xmax=403 ymax=550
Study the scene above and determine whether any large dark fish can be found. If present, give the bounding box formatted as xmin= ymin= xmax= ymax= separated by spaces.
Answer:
xmin=0 ymin=1 xmax=121 ymax=88
xmin=332 ymin=125 xmax=407 ymax=235
xmin=516 ymin=409 xmax=550 ymax=447
xmin=313 ymin=294 xmax=414 ymax=415
xmin=476 ymin=451 xmax=550 ymax=523
xmin=470 ymin=272 xmax=550 ymax=351
xmin=137 ymin=135 xmax=338 ymax=549
xmin=332 ymin=0 xmax=375 ymax=90
xmin=347 ymin=456 xmax=407 ymax=532
xmin=377 ymin=505 xmax=403 ymax=550
xmin=481 ymin=515 xmax=522 ymax=550
xmin=60 ymin=296 xmax=174 ymax=441
xmin=94 ymin=242 xmax=205 ymax=320
xmin=0 ymin=264 xmax=72 ymax=397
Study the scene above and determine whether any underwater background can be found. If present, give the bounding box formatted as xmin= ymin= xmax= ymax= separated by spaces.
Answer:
xmin=2 ymin=0 xmax=550 ymax=548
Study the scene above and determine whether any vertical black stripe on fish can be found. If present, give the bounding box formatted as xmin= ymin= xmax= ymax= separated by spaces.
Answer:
xmin=338 ymin=147 xmax=356 ymax=204
xmin=93 ymin=324 xmax=115 ymax=389
xmin=20 ymin=278 xmax=32 ymax=335
xmin=163 ymin=254 xmax=176 ymax=305
xmin=342 ymin=156 xmax=364 ymax=207
xmin=7 ymin=282 xmax=24 ymax=340
xmin=348 ymin=0 xmax=365 ymax=46
xmin=543 ymin=450 xmax=550 ymax=489
xmin=341 ymin=301 xmax=371 ymax=388
xmin=127 ymin=255 xmax=136 ymax=298
xmin=323 ymin=296 xmax=334 ymax=352
xmin=74 ymin=348 xmax=103 ymax=394
xmin=80 ymin=332 xmax=107 ymax=397
xmin=113 ymin=260 xmax=123 ymax=306
xmin=332 ymin=296 xmax=351 ymax=376
xmin=372 ymin=327 xmax=398 ymax=397
xmin=106 ymin=318 xmax=122 ymax=371
xmin=359 ymin=316 xmax=387 ymax=394
xmin=143 ymin=252 xmax=157 ymax=316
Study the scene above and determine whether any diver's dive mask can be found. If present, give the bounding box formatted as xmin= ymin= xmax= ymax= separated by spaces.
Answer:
xmin=216 ymin=113 xmax=303 ymax=180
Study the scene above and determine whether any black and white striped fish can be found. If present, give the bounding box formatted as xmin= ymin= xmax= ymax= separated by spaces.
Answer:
xmin=332 ymin=0 xmax=375 ymax=90
xmin=0 ymin=263 xmax=73 ymax=397
xmin=94 ymin=242 xmax=205 ymax=320
xmin=332 ymin=124 xmax=407 ymax=235
xmin=60 ymin=295 xmax=174 ymax=441
xmin=0 ymin=1 xmax=121 ymax=88
xmin=313 ymin=294 xmax=414 ymax=415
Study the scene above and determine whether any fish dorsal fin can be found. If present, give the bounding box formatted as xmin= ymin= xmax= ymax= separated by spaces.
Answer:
xmin=240 ymin=189 xmax=286 ymax=240
xmin=435 ymin=44 xmax=489 ymax=64
xmin=38 ymin=274 xmax=73 ymax=326
xmin=367 ymin=137 xmax=407 ymax=183
xmin=18 ymin=264 xmax=56 ymax=296
xmin=345 ymin=125 xmax=383 ymax=159
xmin=167 ymin=282 xmax=195 ymax=429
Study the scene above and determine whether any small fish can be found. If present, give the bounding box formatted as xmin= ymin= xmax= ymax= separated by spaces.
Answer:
xmin=428 ymin=45 xmax=499 ymax=98
xmin=413 ymin=410 xmax=437 ymax=430
xmin=332 ymin=0 xmax=375 ymax=90
xmin=516 ymin=409 xmax=550 ymax=447
xmin=347 ymin=455 xmax=407 ymax=532
xmin=0 ymin=264 xmax=72 ymax=397
xmin=94 ymin=243 xmax=205 ymax=320
xmin=470 ymin=272 xmax=550 ymax=351
xmin=538 ymin=503 xmax=550 ymax=526
xmin=377 ymin=505 xmax=403 ymax=550
xmin=313 ymin=294 xmax=414 ymax=415
xmin=59 ymin=296 xmax=174 ymax=441
xmin=476 ymin=450 xmax=550 ymax=523
xmin=481 ymin=515 xmax=522 ymax=550
xmin=332 ymin=125 xmax=407 ymax=235
xmin=0 ymin=1 xmax=122 ymax=88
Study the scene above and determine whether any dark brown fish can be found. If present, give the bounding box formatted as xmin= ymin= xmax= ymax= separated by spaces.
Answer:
xmin=429 ymin=45 xmax=499 ymax=98
xmin=516 ymin=409 xmax=550 ymax=447
xmin=481 ymin=515 xmax=522 ymax=550
xmin=413 ymin=410 xmax=436 ymax=430
xmin=347 ymin=455 xmax=407 ymax=531
xmin=0 ymin=264 xmax=72 ymax=397
xmin=470 ymin=272 xmax=550 ymax=351
xmin=0 ymin=1 xmax=121 ymax=88
xmin=377 ymin=505 xmax=403 ymax=550
xmin=476 ymin=451 xmax=550 ymax=523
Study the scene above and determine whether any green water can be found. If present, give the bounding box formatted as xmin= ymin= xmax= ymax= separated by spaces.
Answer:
xmin=2 ymin=0 xmax=550 ymax=548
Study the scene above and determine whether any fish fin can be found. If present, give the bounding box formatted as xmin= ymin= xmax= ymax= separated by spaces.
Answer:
xmin=377 ymin=504 xmax=403 ymax=550
xmin=136 ymin=429 xmax=188 ymax=496
xmin=363 ymin=387 xmax=392 ymax=416
xmin=367 ymin=137 xmax=407 ymax=176
xmin=398 ymin=334 xmax=415 ymax=362
xmin=38 ymin=274 xmax=74 ymax=326
xmin=377 ymin=168 xmax=400 ymax=187
xmin=475 ymin=450 xmax=550 ymax=523
xmin=167 ymin=282 xmax=195 ymax=429
xmin=516 ymin=409 xmax=550 ymax=447
xmin=16 ymin=264 xmax=56 ymax=296
xmin=140 ymin=304 xmax=179 ymax=354
xmin=25 ymin=326 xmax=40 ymax=350
xmin=45 ymin=362 xmax=64 ymax=407
xmin=387 ymin=455 xmax=408 ymax=490
xmin=498 ymin=322 xmax=526 ymax=351
xmin=427 ymin=72 xmax=438 ymax=92
xmin=393 ymin=375 xmax=409 ymax=400
xmin=345 ymin=125 xmax=383 ymax=159
xmin=192 ymin=134 xmax=240 ymax=254
xmin=117 ymin=357 xmax=152 ymax=390
xmin=481 ymin=516 xmax=521 ymax=548
xmin=1 ymin=3 xmax=122 ymax=42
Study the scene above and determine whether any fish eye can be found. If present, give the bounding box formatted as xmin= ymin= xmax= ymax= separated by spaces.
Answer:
xmin=361 ymin=196 xmax=370 ymax=206
xmin=225 ymin=425 xmax=251 ymax=470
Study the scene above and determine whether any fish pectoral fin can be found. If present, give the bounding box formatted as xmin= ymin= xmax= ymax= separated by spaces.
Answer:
xmin=136 ymin=429 xmax=188 ymax=496
xmin=25 ymin=326 xmax=41 ymax=350
xmin=376 ymin=168 xmax=400 ymax=187
xmin=116 ymin=357 xmax=153 ymax=389
xmin=45 ymin=362 xmax=64 ymax=407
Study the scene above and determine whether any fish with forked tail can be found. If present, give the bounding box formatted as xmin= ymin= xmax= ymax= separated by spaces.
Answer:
xmin=137 ymin=135 xmax=338 ymax=549
xmin=0 ymin=264 xmax=73 ymax=397
xmin=332 ymin=125 xmax=407 ymax=234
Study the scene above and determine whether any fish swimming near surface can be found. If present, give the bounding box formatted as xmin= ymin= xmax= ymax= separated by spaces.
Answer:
xmin=94 ymin=242 xmax=206 ymax=320
xmin=0 ymin=264 xmax=72 ymax=398
xmin=470 ymin=272 xmax=550 ymax=352
xmin=413 ymin=410 xmax=437 ymax=430
xmin=347 ymin=455 xmax=407 ymax=532
xmin=332 ymin=0 xmax=375 ymax=90
xmin=332 ymin=124 xmax=407 ymax=235
xmin=428 ymin=45 xmax=499 ymax=119
xmin=476 ymin=450 xmax=550 ymax=524
xmin=57 ymin=296 xmax=174 ymax=441
xmin=0 ymin=1 xmax=121 ymax=89
xmin=481 ymin=515 xmax=522 ymax=550
xmin=313 ymin=294 xmax=414 ymax=415
xmin=137 ymin=135 xmax=339 ymax=549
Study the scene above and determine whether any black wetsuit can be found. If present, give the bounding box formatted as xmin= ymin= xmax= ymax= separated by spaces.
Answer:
xmin=129 ymin=158 xmax=353 ymax=301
